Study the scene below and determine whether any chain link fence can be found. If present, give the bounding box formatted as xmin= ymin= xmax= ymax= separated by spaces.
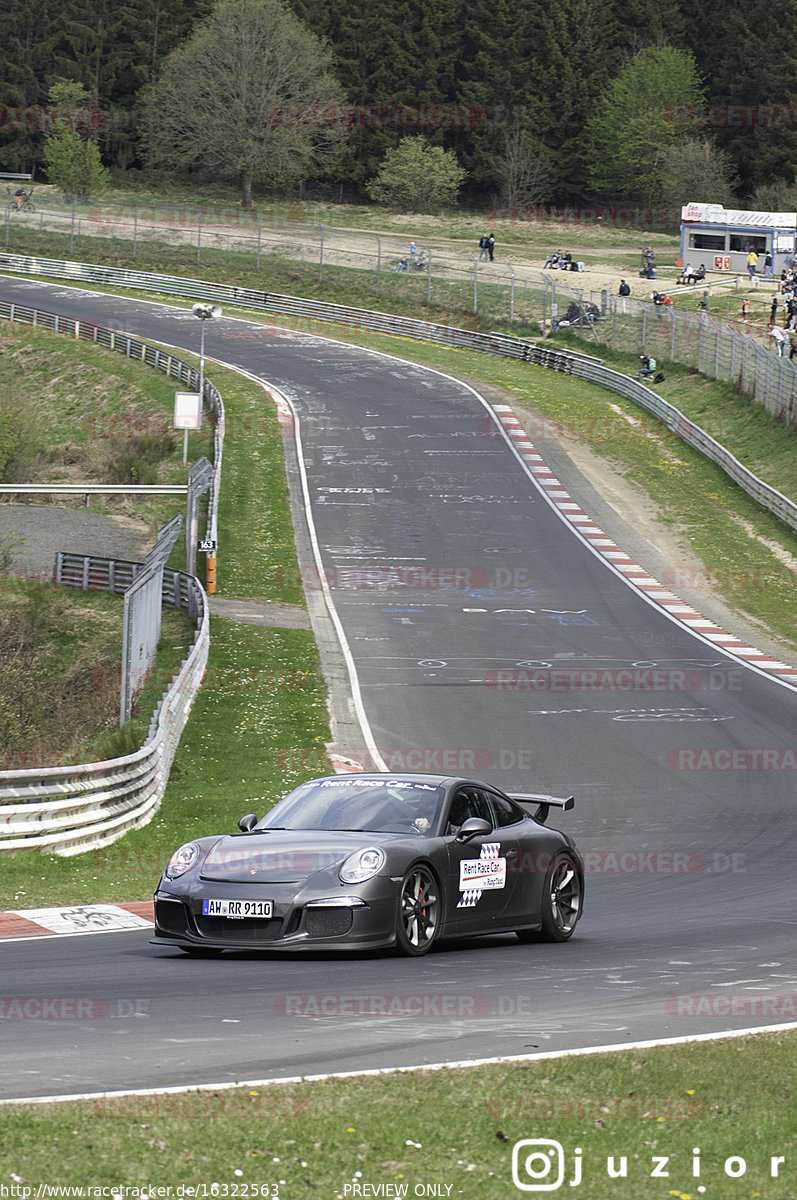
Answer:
xmin=542 ymin=276 xmax=797 ymax=426
xmin=4 ymin=196 xmax=795 ymax=423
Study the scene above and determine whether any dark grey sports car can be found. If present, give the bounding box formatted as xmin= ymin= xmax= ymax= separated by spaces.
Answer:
xmin=152 ymin=773 xmax=583 ymax=956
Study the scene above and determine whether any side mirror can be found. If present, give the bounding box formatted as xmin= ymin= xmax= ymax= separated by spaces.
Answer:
xmin=238 ymin=813 xmax=257 ymax=832
xmin=455 ymin=816 xmax=493 ymax=842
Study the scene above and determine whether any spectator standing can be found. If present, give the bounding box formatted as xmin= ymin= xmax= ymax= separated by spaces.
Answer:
xmin=763 ymin=250 xmax=773 ymax=278
xmin=746 ymin=248 xmax=758 ymax=279
xmin=770 ymin=325 xmax=788 ymax=356
xmin=652 ymin=291 xmax=673 ymax=319
xmin=487 ymin=232 xmax=495 ymax=262
xmin=618 ymin=279 xmax=630 ymax=313
xmin=478 ymin=234 xmax=489 ymax=262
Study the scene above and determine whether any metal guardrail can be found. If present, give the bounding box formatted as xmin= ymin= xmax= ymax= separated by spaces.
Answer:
xmin=568 ymin=362 xmax=797 ymax=533
xmin=0 ymin=299 xmax=225 ymax=855
xmin=3 ymin=251 xmax=791 ymax=533
xmin=0 ymin=559 xmax=208 ymax=855
xmin=0 ymin=484 xmax=188 ymax=495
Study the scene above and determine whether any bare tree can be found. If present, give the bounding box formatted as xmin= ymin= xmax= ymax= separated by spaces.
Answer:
xmin=141 ymin=0 xmax=347 ymax=208
xmin=493 ymin=125 xmax=550 ymax=210
xmin=659 ymin=137 xmax=739 ymax=208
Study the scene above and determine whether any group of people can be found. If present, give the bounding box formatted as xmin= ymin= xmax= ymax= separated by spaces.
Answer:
xmin=767 ymin=273 xmax=797 ymax=357
xmin=393 ymin=241 xmax=427 ymax=272
xmin=746 ymin=247 xmax=773 ymax=279
xmin=477 ymin=233 xmax=495 ymax=262
xmin=542 ymin=249 xmax=580 ymax=271
xmin=676 ymin=263 xmax=706 ymax=286
xmin=639 ymin=246 xmax=656 ymax=279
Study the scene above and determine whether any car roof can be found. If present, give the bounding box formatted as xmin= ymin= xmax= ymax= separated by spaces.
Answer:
xmin=297 ymin=772 xmax=503 ymax=791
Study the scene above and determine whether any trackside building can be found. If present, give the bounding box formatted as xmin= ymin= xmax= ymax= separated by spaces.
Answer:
xmin=680 ymin=202 xmax=796 ymax=274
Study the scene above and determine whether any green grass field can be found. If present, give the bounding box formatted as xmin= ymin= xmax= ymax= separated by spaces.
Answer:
xmin=3 ymin=1031 xmax=797 ymax=1198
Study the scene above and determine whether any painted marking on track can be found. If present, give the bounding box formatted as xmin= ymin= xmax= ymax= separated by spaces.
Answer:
xmin=0 ymin=903 xmax=154 ymax=941
xmin=491 ymin=404 xmax=797 ymax=688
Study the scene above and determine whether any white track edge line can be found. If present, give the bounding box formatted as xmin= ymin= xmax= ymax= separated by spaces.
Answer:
xmin=3 ymin=1021 xmax=796 ymax=1107
xmin=193 ymin=355 xmax=387 ymax=774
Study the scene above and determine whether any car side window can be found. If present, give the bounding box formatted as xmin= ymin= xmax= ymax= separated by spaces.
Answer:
xmin=446 ymin=787 xmax=493 ymax=834
xmin=488 ymin=791 xmax=525 ymax=828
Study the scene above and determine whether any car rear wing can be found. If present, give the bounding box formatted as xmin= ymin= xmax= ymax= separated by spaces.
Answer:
xmin=509 ymin=792 xmax=575 ymax=825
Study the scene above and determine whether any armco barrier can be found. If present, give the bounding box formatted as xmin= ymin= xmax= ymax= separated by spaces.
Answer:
xmin=0 ymin=291 xmax=225 ymax=576
xmin=0 ymin=251 xmax=794 ymax=534
xmin=0 ymin=561 xmax=208 ymax=855
xmin=0 ymin=302 xmax=223 ymax=856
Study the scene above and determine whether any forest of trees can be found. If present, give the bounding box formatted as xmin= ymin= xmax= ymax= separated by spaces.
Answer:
xmin=1 ymin=0 xmax=797 ymax=209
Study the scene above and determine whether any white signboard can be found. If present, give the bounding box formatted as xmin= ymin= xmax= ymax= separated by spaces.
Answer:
xmin=682 ymin=202 xmax=796 ymax=228
xmin=174 ymin=391 xmax=202 ymax=430
xmin=459 ymin=855 xmax=507 ymax=890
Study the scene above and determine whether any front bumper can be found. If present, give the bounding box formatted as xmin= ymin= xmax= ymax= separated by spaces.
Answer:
xmin=151 ymin=879 xmax=400 ymax=953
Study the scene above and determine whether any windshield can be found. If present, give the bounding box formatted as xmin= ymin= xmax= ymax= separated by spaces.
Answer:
xmin=257 ymin=778 xmax=446 ymax=837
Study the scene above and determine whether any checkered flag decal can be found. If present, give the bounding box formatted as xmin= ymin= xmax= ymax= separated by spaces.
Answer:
xmin=457 ymin=843 xmax=502 ymax=908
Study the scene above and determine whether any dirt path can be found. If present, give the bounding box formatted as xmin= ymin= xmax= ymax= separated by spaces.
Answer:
xmin=15 ymin=198 xmax=682 ymax=303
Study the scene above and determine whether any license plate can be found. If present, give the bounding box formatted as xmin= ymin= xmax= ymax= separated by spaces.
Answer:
xmin=202 ymin=898 xmax=273 ymax=918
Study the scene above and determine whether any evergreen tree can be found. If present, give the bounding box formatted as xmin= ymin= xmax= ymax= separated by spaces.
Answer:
xmin=453 ymin=0 xmax=533 ymax=192
xmin=0 ymin=0 xmax=60 ymax=171
xmin=616 ymin=0 xmax=685 ymax=53
xmin=535 ymin=0 xmax=618 ymax=202
xmin=695 ymin=0 xmax=797 ymax=197
xmin=330 ymin=0 xmax=463 ymax=190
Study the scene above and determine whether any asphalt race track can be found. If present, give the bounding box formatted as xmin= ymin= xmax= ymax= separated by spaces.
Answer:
xmin=2 ymin=276 xmax=796 ymax=1101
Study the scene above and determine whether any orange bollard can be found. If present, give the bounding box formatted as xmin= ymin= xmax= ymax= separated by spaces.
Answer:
xmin=206 ymin=553 xmax=217 ymax=594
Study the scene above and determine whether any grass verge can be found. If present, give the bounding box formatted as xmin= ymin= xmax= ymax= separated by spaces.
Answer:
xmin=0 ymin=350 xmax=326 ymax=905
xmin=2 ymin=1031 xmax=796 ymax=1198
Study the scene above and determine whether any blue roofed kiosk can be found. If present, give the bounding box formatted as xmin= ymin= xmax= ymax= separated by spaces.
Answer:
xmin=680 ymin=202 xmax=797 ymax=276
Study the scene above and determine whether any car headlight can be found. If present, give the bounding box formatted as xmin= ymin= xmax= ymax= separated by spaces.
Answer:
xmin=164 ymin=842 xmax=200 ymax=879
xmin=339 ymin=847 xmax=385 ymax=884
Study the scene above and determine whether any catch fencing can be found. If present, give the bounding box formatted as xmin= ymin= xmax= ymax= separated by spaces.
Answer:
xmin=0 ymin=251 xmax=794 ymax=534
xmin=3 ymin=200 xmax=795 ymax=420
xmin=545 ymin=276 xmax=797 ymax=425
